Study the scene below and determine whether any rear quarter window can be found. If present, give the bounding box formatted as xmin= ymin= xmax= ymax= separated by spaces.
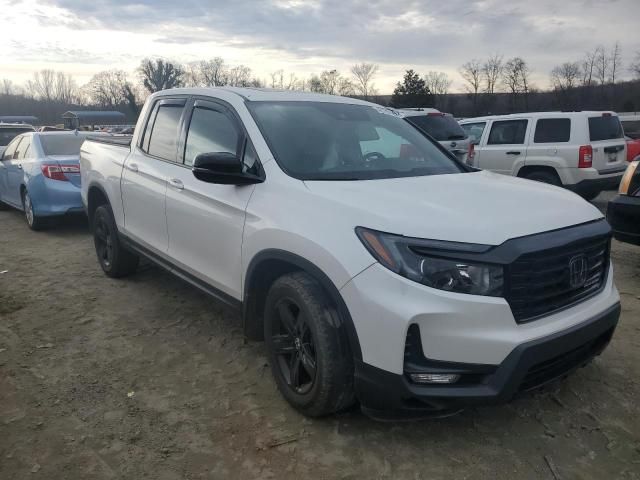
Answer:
xmin=534 ymin=118 xmax=571 ymax=143
xmin=589 ymin=116 xmax=623 ymax=141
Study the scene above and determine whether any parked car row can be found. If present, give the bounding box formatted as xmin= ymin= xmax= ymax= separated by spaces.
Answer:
xmin=1 ymin=90 xmax=637 ymax=421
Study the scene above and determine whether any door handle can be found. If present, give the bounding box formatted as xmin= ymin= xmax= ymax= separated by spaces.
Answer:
xmin=17 ymin=164 xmax=23 ymax=169
xmin=126 ymin=162 xmax=139 ymax=172
xmin=506 ymin=151 xmax=521 ymax=155
xmin=168 ymin=178 xmax=184 ymax=190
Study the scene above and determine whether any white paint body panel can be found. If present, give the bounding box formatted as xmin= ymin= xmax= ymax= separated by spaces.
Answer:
xmin=81 ymin=88 xmax=620 ymax=376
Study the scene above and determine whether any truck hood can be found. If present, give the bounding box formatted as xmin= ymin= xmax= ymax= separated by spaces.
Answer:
xmin=304 ymin=170 xmax=603 ymax=246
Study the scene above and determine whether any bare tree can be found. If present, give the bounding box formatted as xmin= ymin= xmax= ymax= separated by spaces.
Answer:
xmin=482 ymin=54 xmax=503 ymax=94
xmin=351 ymin=62 xmax=379 ymax=99
xmin=320 ymin=70 xmax=340 ymax=95
xmin=25 ymin=69 xmax=56 ymax=101
xmin=139 ymin=59 xmax=184 ymax=93
xmin=1 ymin=78 xmax=15 ymax=95
xmin=227 ymin=65 xmax=252 ymax=87
xmin=631 ymin=51 xmax=640 ymax=79
xmin=610 ymin=41 xmax=622 ymax=84
xmin=198 ymin=58 xmax=227 ymax=86
xmin=270 ymin=69 xmax=284 ymax=89
xmin=551 ymin=62 xmax=581 ymax=91
xmin=87 ymin=70 xmax=128 ymax=107
xmin=424 ymin=71 xmax=452 ymax=96
xmin=337 ymin=77 xmax=355 ymax=96
xmin=459 ymin=59 xmax=482 ymax=113
xmin=594 ymin=46 xmax=609 ymax=85
xmin=581 ymin=49 xmax=597 ymax=87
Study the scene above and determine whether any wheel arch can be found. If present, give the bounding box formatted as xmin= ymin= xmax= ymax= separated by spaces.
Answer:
xmin=517 ymin=164 xmax=562 ymax=183
xmin=243 ymin=249 xmax=362 ymax=360
xmin=86 ymin=182 xmax=111 ymax=226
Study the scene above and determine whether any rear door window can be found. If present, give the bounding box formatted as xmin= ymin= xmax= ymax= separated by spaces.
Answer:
xmin=461 ymin=122 xmax=486 ymax=145
xmin=487 ymin=120 xmax=528 ymax=145
xmin=406 ymin=114 xmax=466 ymax=141
xmin=146 ymin=104 xmax=184 ymax=161
xmin=534 ymin=118 xmax=571 ymax=143
xmin=589 ymin=116 xmax=623 ymax=141
xmin=14 ymin=137 xmax=31 ymax=159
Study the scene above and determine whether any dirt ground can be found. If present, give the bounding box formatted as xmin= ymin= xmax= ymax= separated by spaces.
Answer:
xmin=1 ymin=199 xmax=639 ymax=480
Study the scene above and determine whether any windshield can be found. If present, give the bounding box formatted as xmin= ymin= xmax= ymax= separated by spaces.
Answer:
xmin=40 ymin=135 xmax=86 ymax=156
xmin=0 ymin=127 xmax=33 ymax=146
xmin=589 ymin=116 xmax=623 ymax=141
xmin=405 ymin=114 xmax=467 ymax=141
xmin=248 ymin=101 xmax=465 ymax=181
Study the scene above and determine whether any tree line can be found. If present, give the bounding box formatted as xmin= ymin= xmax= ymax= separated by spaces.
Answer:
xmin=1 ymin=43 xmax=640 ymax=125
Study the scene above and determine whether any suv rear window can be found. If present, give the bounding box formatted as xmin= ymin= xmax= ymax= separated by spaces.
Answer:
xmin=0 ymin=127 xmax=33 ymax=146
xmin=405 ymin=114 xmax=466 ymax=141
xmin=589 ymin=116 xmax=623 ymax=141
xmin=534 ymin=118 xmax=571 ymax=143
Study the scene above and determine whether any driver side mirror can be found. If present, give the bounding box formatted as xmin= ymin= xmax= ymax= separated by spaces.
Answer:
xmin=192 ymin=152 xmax=262 ymax=185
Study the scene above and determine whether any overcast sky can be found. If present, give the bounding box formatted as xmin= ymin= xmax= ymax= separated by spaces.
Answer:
xmin=2 ymin=0 xmax=639 ymax=92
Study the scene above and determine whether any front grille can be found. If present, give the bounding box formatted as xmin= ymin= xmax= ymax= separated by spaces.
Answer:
xmin=506 ymin=234 xmax=610 ymax=323
xmin=518 ymin=328 xmax=613 ymax=392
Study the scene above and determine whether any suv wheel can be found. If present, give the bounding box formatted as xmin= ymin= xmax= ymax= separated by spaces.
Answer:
xmin=264 ymin=272 xmax=355 ymax=417
xmin=523 ymin=170 xmax=562 ymax=187
xmin=93 ymin=205 xmax=139 ymax=278
xmin=22 ymin=190 xmax=47 ymax=231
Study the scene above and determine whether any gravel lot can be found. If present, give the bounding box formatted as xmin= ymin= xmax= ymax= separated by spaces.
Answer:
xmin=1 ymin=195 xmax=639 ymax=479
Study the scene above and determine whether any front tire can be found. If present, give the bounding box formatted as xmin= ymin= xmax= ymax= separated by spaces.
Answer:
xmin=93 ymin=205 xmax=139 ymax=278
xmin=22 ymin=190 xmax=47 ymax=231
xmin=264 ymin=272 xmax=355 ymax=417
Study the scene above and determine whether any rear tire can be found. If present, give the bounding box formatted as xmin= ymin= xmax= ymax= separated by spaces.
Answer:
xmin=22 ymin=190 xmax=48 ymax=231
xmin=580 ymin=190 xmax=600 ymax=201
xmin=522 ymin=170 xmax=562 ymax=187
xmin=264 ymin=272 xmax=355 ymax=417
xmin=0 ymin=200 xmax=9 ymax=211
xmin=92 ymin=205 xmax=139 ymax=278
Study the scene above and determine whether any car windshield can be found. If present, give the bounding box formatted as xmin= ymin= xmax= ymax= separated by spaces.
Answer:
xmin=40 ymin=135 xmax=86 ymax=156
xmin=405 ymin=114 xmax=467 ymax=141
xmin=247 ymin=101 xmax=465 ymax=181
xmin=589 ymin=116 xmax=623 ymax=141
xmin=0 ymin=127 xmax=33 ymax=146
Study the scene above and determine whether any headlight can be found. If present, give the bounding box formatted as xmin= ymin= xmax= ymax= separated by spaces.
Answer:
xmin=619 ymin=160 xmax=639 ymax=196
xmin=356 ymin=227 xmax=503 ymax=297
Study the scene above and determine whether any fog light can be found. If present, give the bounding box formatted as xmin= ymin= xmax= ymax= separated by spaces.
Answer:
xmin=409 ymin=373 xmax=461 ymax=384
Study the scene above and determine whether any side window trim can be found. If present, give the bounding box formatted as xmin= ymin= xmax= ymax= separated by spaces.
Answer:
xmin=139 ymin=97 xmax=188 ymax=164
xmin=12 ymin=137 xmax=26 ymax=159
xmin=139 ymin=97 xmax=188 ymax=154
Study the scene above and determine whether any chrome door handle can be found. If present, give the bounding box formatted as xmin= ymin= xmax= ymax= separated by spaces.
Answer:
xmin=168 ymin=178 xmax=184 ymax=190
xmin=17 ymin=164 xmax=22 ymax=169
xmin=126 ymin=162 xmax=139 ymax=172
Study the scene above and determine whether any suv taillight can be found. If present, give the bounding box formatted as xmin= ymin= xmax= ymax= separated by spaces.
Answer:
xmin=41 ymin=163 xmax=80 ymax=181
xmin=467 ymin=143 xmax=475 ymax=165
xmin=578 ymin=145 xmax=593 ymax=168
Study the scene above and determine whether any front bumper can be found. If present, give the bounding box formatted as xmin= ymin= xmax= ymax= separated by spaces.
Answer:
xmin=355 ymin=302 xmax=620 ymax=419
xmin=607 ymin=194 xmax=640 ymax=245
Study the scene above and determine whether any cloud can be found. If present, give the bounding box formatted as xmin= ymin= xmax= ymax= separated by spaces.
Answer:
xmin=4 ymin=0 xmax=640 ymax=90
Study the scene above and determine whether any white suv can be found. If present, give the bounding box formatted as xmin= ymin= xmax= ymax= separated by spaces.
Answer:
xmin=81 ymin=89 xmax=620 ymax=419
xmin=460 ymin=112 xmax=628 ymax=200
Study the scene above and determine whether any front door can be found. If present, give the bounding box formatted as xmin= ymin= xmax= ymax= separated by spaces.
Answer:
xmin=165 ymin=99 xmax=258 ymax=299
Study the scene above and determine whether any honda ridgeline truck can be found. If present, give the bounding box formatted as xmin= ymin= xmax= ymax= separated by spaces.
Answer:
xmin=81 ymin=88 xmax=620 ymax=419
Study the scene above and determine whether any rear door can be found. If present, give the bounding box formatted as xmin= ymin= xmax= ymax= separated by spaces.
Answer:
xmin=164 ymin=98 xmax=258 ymax=299
xmin=527 ymin=117 xmax=573 ymax=172
xmin=121 ymin=97 xmax=187 ymax=253
xmin=479 ymin=118 xmax=530 ymax=175
xmin=588 ymin=114 xmax=627 ymax=174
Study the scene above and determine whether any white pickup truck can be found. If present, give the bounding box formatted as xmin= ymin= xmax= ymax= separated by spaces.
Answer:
xmin=81 ymin=87 xmax=620 ymax=420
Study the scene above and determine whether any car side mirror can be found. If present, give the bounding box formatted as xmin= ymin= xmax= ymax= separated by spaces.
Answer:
xmin=192 ymin=152 xmax=262 ymax=185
